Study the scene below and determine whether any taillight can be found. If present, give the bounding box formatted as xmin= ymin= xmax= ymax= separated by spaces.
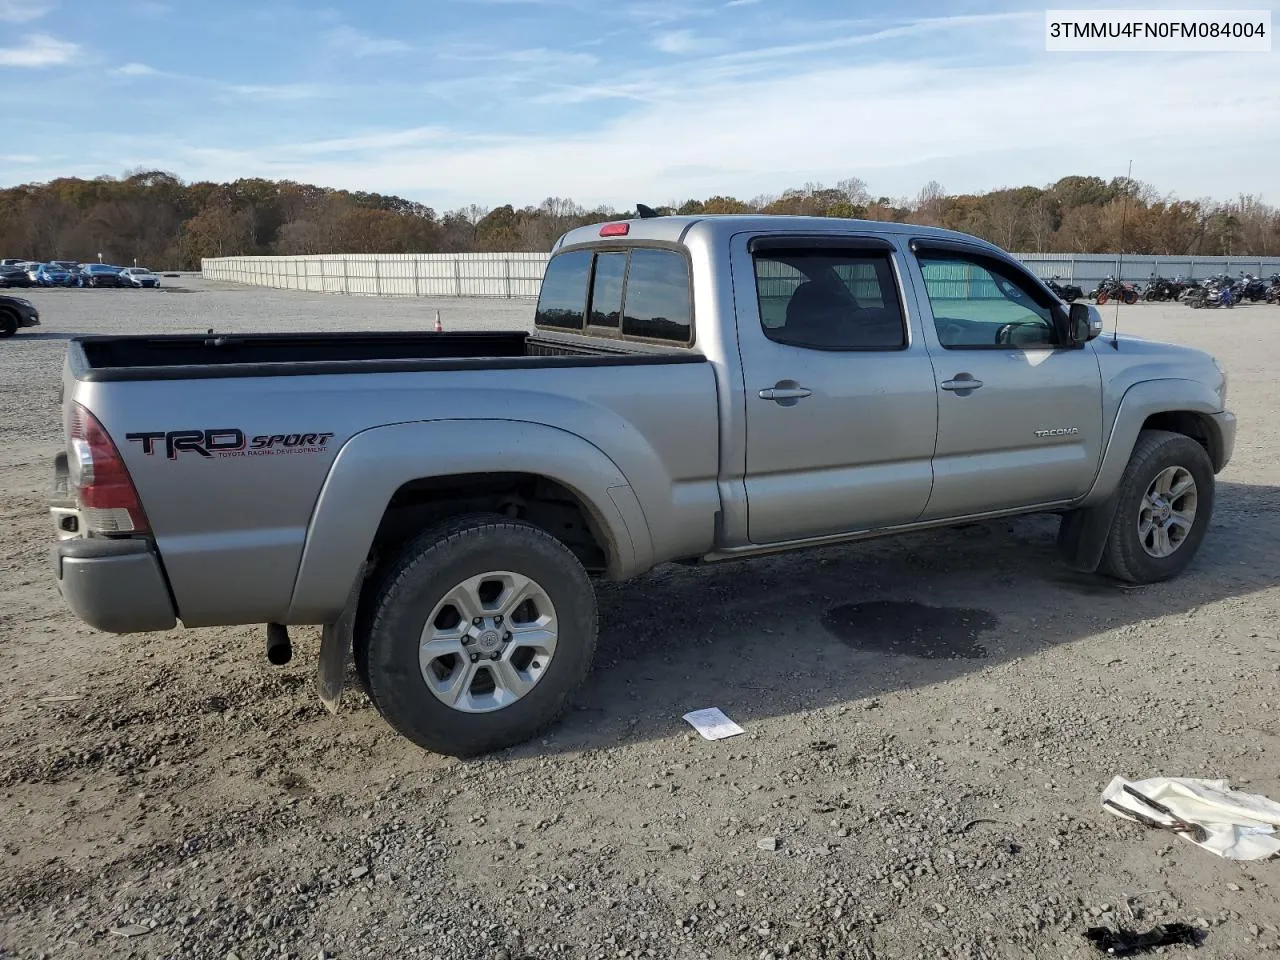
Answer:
xmin=68 ymin=402 xmax=150 ymax=535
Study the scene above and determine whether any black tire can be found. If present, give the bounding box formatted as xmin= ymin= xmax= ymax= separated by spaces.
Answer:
xmin=360 ymin=513 xmax=598 ymax=757
xmin=0 ymin=311 xmax=17 ymax=338
xmin=1098 ymin=430 xmax=1215 ymax=584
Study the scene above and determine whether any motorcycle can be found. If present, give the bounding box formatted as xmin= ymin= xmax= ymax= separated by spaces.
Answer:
xmin=1265 ymin=274 xmax=1280 ymax=304
xmin=1185 ymin=276 xmax=1235 ymax=309
xmin=1237 ymin=273 xmax=1269 ymax=303
xmin=1142 ymin=275 xmax=1179 ymax=302
xmin=1044 ymin=275 xmax=1083 ymax=302
xmin=1091 ymin=276 xmax=1139 ymax=305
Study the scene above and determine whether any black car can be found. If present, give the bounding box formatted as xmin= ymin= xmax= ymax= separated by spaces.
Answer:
xmin=0 ymin=264 xmax=33 ymax=288
xmin=0 ymin=294 xmax=41 ymax=337
xmin=79 ymin=263 xmax=126 ymax=288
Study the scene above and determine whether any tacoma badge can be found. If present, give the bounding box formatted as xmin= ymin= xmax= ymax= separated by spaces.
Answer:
xmin=1034 ymin=427 xmax=1080 ymax=438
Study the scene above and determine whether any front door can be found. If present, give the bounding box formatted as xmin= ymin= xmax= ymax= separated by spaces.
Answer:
xmin=735 ymin=236 xmax=939 ymax=544
xmin=909 ymin=246 xmax=1103 ymax=521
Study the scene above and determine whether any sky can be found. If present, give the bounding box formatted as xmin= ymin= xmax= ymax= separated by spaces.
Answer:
xmin=0 ymin=0 xmax=1277 ymax=211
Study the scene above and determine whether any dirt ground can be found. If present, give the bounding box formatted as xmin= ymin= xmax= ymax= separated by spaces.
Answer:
xmin=2 ymin=280 xmax=1279 ymax=960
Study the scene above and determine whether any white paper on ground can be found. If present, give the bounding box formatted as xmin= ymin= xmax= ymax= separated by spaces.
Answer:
xmin=682 ymin=707 xmax=745 ymax=741
xmin=1101 ymin=775 xmax=1280 ymax=860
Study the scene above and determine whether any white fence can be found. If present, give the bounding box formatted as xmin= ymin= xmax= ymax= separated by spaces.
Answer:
xmin=1018 ymin=253 xmax=1280 ymax=291
xmin=201 ymin=253 xmax=550 ymax=298
xmin=203 ymin=251 xmax=1280 ymax=299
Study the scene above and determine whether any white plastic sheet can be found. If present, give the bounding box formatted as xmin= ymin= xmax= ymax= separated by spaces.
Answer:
xmin=1102 ymin=776 xmax=1280 ymax=860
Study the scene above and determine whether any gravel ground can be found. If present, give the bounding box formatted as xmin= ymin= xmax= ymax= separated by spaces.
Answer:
xmin=2 ymin=279 xmax=1280 ymax=960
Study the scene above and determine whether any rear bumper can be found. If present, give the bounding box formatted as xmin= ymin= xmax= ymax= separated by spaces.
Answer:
xmin=51 ymin=536 xmax=177 ymax=633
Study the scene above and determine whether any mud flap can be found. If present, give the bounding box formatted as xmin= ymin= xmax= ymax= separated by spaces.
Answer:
xmin=315 ymin=563 xmax=366 ymax=715
xmin=1056 ymin=494 xmax=1121 ymax=573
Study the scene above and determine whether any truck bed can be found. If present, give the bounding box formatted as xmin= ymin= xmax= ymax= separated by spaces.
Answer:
xmin=70 ymin=330 xmax=702 ymax=381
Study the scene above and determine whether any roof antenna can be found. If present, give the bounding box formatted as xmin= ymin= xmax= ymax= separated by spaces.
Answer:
xmin=635 ymin=203 xmax=659 ymax=219
xmin=1111 ymin=159 xmax=1133 ymax=351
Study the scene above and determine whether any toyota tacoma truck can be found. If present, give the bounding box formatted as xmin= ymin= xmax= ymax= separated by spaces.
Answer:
xmin=48 ymin=215 xmax=1236 ymax=756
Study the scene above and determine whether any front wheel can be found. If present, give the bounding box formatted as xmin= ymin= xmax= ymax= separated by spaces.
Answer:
xmin=359 ymin=514 xmax=598 ymax=756
xmin=1098 ymin=430 xmax=1215 ymax=584
xmin=1096 ymin=292 xmax=1109 ymax=305
xmin=0 ymin=312 xmax=17 ymax=337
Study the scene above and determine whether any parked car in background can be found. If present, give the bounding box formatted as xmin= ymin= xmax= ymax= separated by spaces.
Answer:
xmin=80 ymin=264 xmax=125 ymax=288
xmin=25 ymin=263 xmax=45 ymax=283
xmin=51 ymin=260 xmax=80 ymax=271
xmin=0 ymin=265 xmax=34 ymax=288
xmin=35 ymin=263 xmax=80 ymax=287
xmin=1 ymin=258 xmax=31 ymax=267
xmin=118 ymin=267 xmax=160 ymax=288
xmin=0 ymin=293 xmax=40 ymax=336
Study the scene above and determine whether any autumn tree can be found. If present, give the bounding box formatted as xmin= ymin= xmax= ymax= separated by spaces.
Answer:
xmin=1 ymin=170 xmax=1277 ymax=267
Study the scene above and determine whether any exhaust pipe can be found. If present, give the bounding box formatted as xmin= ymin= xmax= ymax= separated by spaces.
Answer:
xmin=266 ymin=622 xmax=292 ymax=665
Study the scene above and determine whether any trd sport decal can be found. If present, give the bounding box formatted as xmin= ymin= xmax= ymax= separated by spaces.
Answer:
xmin=125 ymin=429 xmax=335 ymax=459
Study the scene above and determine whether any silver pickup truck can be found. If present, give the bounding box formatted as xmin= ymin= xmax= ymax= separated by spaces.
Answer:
xmin=49 ymin=215 xmax=1235 ymax=756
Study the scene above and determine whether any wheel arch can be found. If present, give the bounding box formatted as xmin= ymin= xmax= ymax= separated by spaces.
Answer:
xmin=1081 ymin=379 xmax=1227 ymax=509
xmin=284 ymin=419 xmax=653 ymax=624
xmin=1060 ymin=379 xmax=1227 ymax=575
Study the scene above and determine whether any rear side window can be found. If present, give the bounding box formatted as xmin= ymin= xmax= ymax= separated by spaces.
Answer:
xmin=588 ymin=251 xmax=626 ymax=328
xmin=753 ymin=249 xmax=905 ymax=350
xmin=622 ymin=249 xmax=692 ymax=343
xmin=535 ymin=250 xmax=592 ymax=330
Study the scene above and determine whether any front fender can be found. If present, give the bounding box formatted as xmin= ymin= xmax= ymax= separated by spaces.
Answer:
xmin=1079 ymin=378 xmax=1226 ymax=507
xmin=284 ymin=419 xmax=653 ymax=624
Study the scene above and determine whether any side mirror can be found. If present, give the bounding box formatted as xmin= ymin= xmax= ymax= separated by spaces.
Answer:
xmin=1066 ymin=302 xmax=1102 ymax=345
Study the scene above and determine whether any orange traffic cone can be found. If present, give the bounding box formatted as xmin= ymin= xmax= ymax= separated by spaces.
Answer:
xmin=434 ymin=309 xmax=443 ymax=333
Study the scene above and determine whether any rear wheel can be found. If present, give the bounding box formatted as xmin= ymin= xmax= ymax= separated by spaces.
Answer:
xmin=360 ymin=514 xmax=598 ymax=756
xmin=1098 ymin=430 xmax=1214 ymax=584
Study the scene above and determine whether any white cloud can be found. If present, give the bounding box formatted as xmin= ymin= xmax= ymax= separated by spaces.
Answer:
xmin=0 ymin=33 xmax=80 ymax=68
xmin=324 ymin=25 xmax=411 ymax=57
xmin=163 ymin=50 xmax=1280 ymax=210
xmin=228 ymin=83 xmax=337 ymax=101
xmin=626 ymin=0 xmax=713 ymax=26
xmin=286 ymin=126 xmax=457 ymax=155
xmin=436 ymin=44 xmax=599 ymax=69
xmin=117 ymin=62 xmax=157 ymax=76
xmin=0 ymin=153 xmax=40 ymax=163
xmin=652 ymin=29 xmax=700 ymax=54
xmin=0 ymin=0 xmax=50 ymax=22
xmin=33 ymin=12 xmax=1280 ymax=212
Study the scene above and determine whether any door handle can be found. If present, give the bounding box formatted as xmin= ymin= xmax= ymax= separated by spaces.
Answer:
xmin=940 ymin=374 xmax=984 ymax=393
xmin=758 ymin=382 xmax=812 ymax=405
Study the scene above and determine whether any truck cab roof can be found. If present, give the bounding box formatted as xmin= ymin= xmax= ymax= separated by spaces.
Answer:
xmin=553 ymin=214 xmax=1005 ymax=255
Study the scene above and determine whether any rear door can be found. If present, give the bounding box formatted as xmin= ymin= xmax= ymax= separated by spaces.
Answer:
xmin=732 ymin=235 xmax=939 ymax=544
xmin=907 ymin=242 xmax=1103 ymax=520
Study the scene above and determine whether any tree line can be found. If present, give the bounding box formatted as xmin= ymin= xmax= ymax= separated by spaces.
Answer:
xmin=1 ymin=170 xmax=1276 ymax=270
